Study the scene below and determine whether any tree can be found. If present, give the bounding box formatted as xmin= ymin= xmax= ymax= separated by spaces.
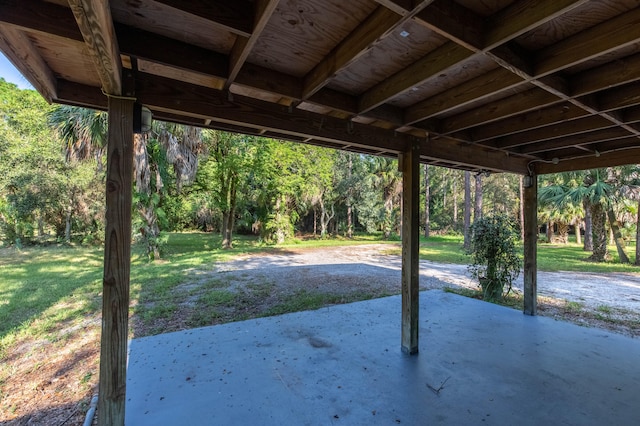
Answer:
xmin=467 ymin=214 xmax=522 ymax=302
xmin=424 ymin=164 xmax=430 ymax=238
xmin=463 ymin=171 xmax=471 ymax=249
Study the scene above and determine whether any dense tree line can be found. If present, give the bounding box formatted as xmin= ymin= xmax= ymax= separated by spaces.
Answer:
xmin=2 ymin=79 xmax=640 ymax=264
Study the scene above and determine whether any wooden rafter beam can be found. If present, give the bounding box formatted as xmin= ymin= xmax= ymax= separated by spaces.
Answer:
xmin=358 ymin=42 xmax=472 ymax=113
xmin=421 ymin=137 xmax=529 ymax=174
xmin=152 ymin=0 xmax=253 ymax=37
xmin=0 ymin=0 xmax=82 ymax=41
xmin=535 ymin=6 xmax=640 ymax=77
xmin=487 ymin=116 xmax=616 ymax=150
xmin=516 ymin=129 xmax=632 ymax=155
xmin=438 ymin=88 xmax=560 ymax=134
xmin=398 ymin=0 xmax=588 ymax=125
xmin=115 ymin=24 xmax=229 ymax=79
xmin=68 ymin=0 xmax=122 ymax=95
xmin=469 ymin=103 xmax=589 ymax=142
xmin=55 ymin=75 xmax=529 ymax=173
xmin=0 ymin=27 xmax=57 ymax=102
xmin=414 ymin=0 xmax=483 ymax=51
xmin=404 ymin=68 xmax=522 ymax=125
xmin=484 ymin=0 xmax=589 ymax=49
xmin=534 ymin=145 xmax=640 ymax=174
xmin=226 ymin=0 xmax=279 ymax=88
xmin=302 ymin=6 xmax=403 ymax=99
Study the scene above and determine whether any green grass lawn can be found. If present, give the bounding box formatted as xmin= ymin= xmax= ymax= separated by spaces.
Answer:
xmin=2 ymin=231 xmax=639 ymax=350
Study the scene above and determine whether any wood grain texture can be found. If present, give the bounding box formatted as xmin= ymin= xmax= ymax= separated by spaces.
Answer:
xmin=330 ymin=19 xmax=446 ymax=95
xmin=535 ymin=6 xmax=640 ymax=76
xmin=28 ymin=31 xmax=100 ymax=88
xmin=439 ymin=88 xmax=561 ymax=134
xmin=516 ymin=128 xmax=631 ymax=155
xmin=404 ymin=67 xmax=522 ymax=124
xmin=109 ymin=0 xmax=236 ymax=54
xmin=401 ymin=141 xmax=420 ymax=355
xmin=98 ymin=97 xmax=134 ymax=426
xmin=227 ymin=0 xmax=279 ymax=86
xmin=302 ymin=6 xmax=402 ymax=98
xmin=535 ymin=145 xmax=640 ymax=174
xmin=359 ymin=42 xmax=471 ymax=113
xmin=486 ymin=0 xmax=589 ymax=48
xmin=470 ymin=103 xmax=589 ymax=142
xmin=0 ymin=0 xmax=82 ymax=41
xmin=153 ymin=0 xmax=253 ymax=36
xmin=523 ymin=173 xmax=537 ymax=316
xmin=68 ymin=0 xmax=122 ymax=95
xmin=0 ymin=27 xmax=56 ymax=101
xmin=490 ymin=116 xmax=615 ymax=149
xmin=248 ymin=0 xmax=376 ymax=77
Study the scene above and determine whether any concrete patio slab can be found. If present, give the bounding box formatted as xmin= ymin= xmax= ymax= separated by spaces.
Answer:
xmin=126 ymin=290 xmax=640 ymax=425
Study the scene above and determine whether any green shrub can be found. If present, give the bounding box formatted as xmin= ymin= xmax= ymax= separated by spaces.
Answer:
xmin=467 ymin=214 xmax=522 ymax=302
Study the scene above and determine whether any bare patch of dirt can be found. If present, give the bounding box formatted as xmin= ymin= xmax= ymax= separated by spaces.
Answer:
xmin=4 ymin=243 xmax=640 ymax=424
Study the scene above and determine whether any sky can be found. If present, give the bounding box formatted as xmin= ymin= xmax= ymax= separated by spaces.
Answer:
xmin=0 ymin=52 xmax=35 ymax=90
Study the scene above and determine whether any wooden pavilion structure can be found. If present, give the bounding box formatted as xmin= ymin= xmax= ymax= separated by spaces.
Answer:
xmin=2 ymin=0 xmax=640 ymax=424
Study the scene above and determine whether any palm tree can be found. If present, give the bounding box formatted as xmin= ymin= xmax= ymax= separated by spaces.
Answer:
xmin=50 ymin=105 xmax=204 ymax=258
xmin=539 ymin=169 xmax=630 ymax=263
xmin=49 ymin=105 xmax=107 ymax=169
xmin=370 ymin=157 xmax=402 ymax=239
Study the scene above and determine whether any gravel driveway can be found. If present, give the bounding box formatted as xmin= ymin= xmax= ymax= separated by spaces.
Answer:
xmin=220 ymin=244 xmax=640 ymax=312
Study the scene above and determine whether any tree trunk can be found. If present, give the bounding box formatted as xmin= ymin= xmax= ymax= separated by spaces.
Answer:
xmin=519 ymin=175 xmax=525 ymax=240
xmin=590 ymin=202 xmax=608 ymax=262
xmin=575 ymin=219 xmax=582 ymax=245
xmin=546 ymin=221 xmax=554 ymax=243
xmin=133 ymin=133 xmax=161 ymax=259
xmin=221 ymin=173 xmax=238 ymax=249
xmin=607 ymin=208 xmax=629 ymax=263
xmin=453 ymin=177 xmax=458 ymax=225
xmin=424 ymin=164 xmax=430 ymax=238
xmin=635 ymin=199 xmax=640 ymax=265
xmin=347 ymin=154 xmax=353 ymax=238
xmin=583 ymin=198 xmax=593 ymax=251
xmin=474 ymin=173 xmax=483 ymax=222
xmin=463 ymin=171 xmax=471 ymax=249
xmin=65 ymin=206 xmax=72 ymax=243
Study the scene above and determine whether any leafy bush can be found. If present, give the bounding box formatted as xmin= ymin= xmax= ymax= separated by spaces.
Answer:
xmin=467 ymin=214 xmax=522 ymax=301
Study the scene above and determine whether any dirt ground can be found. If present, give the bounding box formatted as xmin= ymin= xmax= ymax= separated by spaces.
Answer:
xmin=3 ymin=243 xmax=640 ymax=425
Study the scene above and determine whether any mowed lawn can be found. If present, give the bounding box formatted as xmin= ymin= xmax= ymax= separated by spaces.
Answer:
xmin=1 ymin=232 xmax=639 ymax=422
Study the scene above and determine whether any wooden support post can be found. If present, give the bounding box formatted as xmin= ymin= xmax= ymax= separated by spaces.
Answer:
xmin=401 ymin=141 xmax=420 ymax=354
xmin=523 ymin=173 xmax=538 ymax=316
xmin=98 ymin=97 xmax=134 ymax=426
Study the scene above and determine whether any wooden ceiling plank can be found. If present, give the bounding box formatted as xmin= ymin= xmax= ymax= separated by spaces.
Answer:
xmin=535 ymin=146 xmax=640 ymax=174
xmin=373 ymin=0 xmax=413 ymax=16
xmin=598 ymin=81 xmax=640 ymax=112
xmin=135 ymin=72 xmax=410 ymax=153
xmin=226 ymin=0 xmax=279 ymax=88
xmin=570 ymin=52 xmax=640 ymax=97
xmin=302 ymin=7 xmax=402 ymax=99
xmin=439 ymin=89 xmax=561 ymax=134
xmin=359 ymin=42 xmax=471 ymax=113
xmin=422 ymin=137 xmax=529 ymax=174
xmin=415 ymin=0 xmax=483 ymax=51
xmin=517 ymin=130 xmax=632 ymax=155
xmin=485 ymin=0 xmax=590 ymax=49
xmin=68 ymin=0 xmax=122 ymax=95
xmin=0 ymin=0 xmax=82 ymax=41
xmin=536 ymin=6 xmax=640 ymax=77
xmin=115 ymin=24 xmax=228 ymax=78
xmin=404 ymin=68 xmax=523 ymax=125
xmin=0 ymin=27 xmax=57 ymax=102
xmin=470 ymin=103 xmax=589 ymax=142
xmin=494 ymin=119 xmax=620 ymax=151
xmin=152 ymin=0 xmax=253 ymax=37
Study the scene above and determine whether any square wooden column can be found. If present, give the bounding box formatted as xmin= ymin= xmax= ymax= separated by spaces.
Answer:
xmin=523 ymin=173 xmax=537 ymax=316
xmin=98 ymin=96 xmax=134 ymax=426
xmin=401 ymin=142 xmax=420 ymax=354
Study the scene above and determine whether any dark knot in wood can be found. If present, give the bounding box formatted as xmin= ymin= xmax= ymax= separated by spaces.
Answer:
xmin=106 ymin=180 xmax=119 ymax=193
